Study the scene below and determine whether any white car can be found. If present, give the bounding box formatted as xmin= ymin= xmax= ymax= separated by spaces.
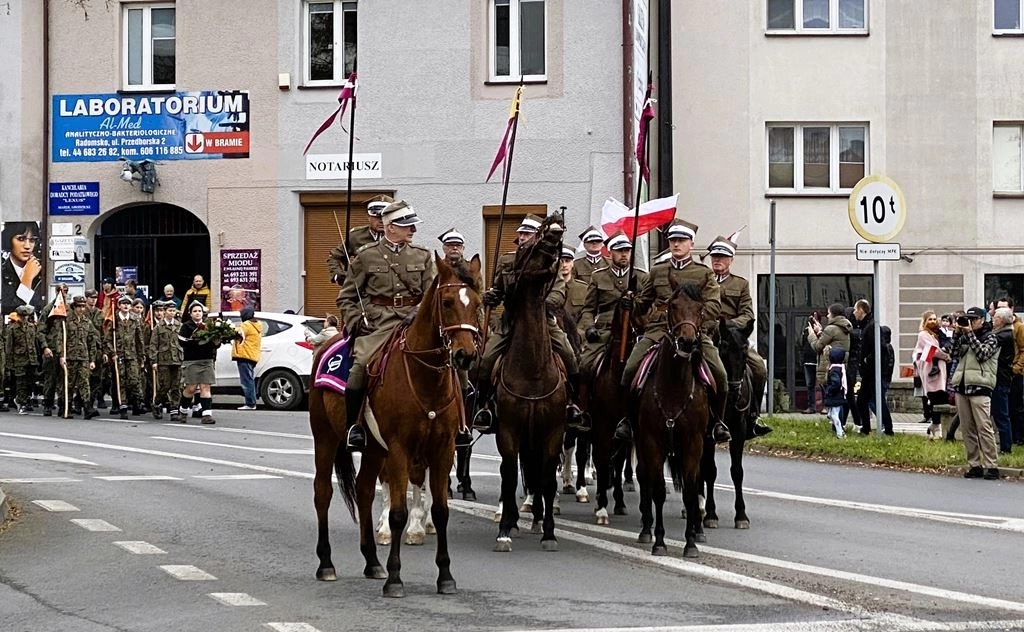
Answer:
xmin=210 ymin=311 xmax=326 ymax=411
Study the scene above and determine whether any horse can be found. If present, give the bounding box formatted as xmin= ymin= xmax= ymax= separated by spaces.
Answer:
xmin=494 ymin=215 xmax=568 ymax=553
xmin=308 ymin=253 xmax=483 ymax=597
xmin=701 ymin=319 xmax=755 ymax=530
xmin=634 ymin=280 xmax=710 ymax=558
xmin=554 ymin=307 xmax=592 ymax=503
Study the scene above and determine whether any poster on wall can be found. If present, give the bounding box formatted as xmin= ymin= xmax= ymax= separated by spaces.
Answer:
xmin=52 ymin=90 xmax=251 ymax=163
xmin=220 ymin=249 xmax=261 ymax=312
xmin=115 ymin=266 xmax=138 ymax=284
xmin=1 ymin=221 xmax=45 ymax=317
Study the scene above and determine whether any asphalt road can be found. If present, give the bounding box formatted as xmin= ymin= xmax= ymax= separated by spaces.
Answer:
xmin=2 ymin=408 xmax=1023 ymax=632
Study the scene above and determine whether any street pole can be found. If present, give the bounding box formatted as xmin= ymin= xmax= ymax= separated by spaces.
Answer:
xmin=873 ymin=260 xmax=883 ymax=436
xmin=767 ymin=200 xmax=776 ymax=415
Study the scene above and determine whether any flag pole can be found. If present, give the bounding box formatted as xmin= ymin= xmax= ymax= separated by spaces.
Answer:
xmin=342 ymin=80 xmax=357 ymax=250
xmin=61 ymin=319 xmax=69 ymax=419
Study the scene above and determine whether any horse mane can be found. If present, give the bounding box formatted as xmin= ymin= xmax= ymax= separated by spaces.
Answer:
xmin=672 ymin=280 xmax=703 ymax=303
xmin=448 ymin=260 xmax=481 ymax=292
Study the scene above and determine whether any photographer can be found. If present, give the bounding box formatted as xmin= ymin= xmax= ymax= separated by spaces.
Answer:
xmin=950 ymin=307 xmax=1001 ymax=480
xmin=807 ymin=303 xmax=852 ymax=418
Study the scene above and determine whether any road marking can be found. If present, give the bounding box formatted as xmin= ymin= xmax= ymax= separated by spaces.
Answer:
xmin=208 ymin=592 xmax=266 ymax=606
xmin=159 ymin=565 xmax=216 ymax=581
xmin=164 ymin=425 xmax=313 ymax=440
xmin=114 ymin=541 xmax=166 ymax=555
xmin=0 ymin=449 xmax=96 ymax=465
xmin=32 ymin=500 xmax=80 ymax=512
xmin=94 ymin=475 xmax=183 ymax=481
xmin=151 ymin=436 xmax=314 ymax=455
xmin=500 ymin=620 xmax=1024 ymax=632
xmin=0 ymin=478 xmax=82 ymax=483
xmin=194 ymin=474 xmax=283 ymax=480
xmin=266 ymin=624 xmax=323 ymax=632
xmin=70 ymin=519 xmax=121 ymax=532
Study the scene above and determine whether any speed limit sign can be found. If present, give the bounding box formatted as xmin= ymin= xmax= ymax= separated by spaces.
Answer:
xmin=847 ymin=175 xmax=906 ymax=243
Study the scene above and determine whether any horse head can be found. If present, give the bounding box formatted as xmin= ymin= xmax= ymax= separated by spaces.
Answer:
xmin=433 ymin=253 xmax=483 ymax=370
xmin=718 ymin=318 xmax=753 ymax=384
xmin=667 ymin=279 xmax=704 ymax=359
xmin=513 ymin=213 xmax=564 ymax=281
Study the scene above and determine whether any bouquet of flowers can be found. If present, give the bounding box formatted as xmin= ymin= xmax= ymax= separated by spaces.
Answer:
xmin=192 ymin=317 xmax=239 ymax=345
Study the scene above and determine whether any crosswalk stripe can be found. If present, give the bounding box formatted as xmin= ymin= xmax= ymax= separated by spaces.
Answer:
xmin=32 ymin=500 xmax=79 ymax=512
xmin=94 ymin=475 xmax=183 ymax=481
xmin=265 ymin=624 xmax=322 ymax=632
xmin=113 ymin=541 xmax=166 ymax=555
xmin=193 ymin=474 xmax=282 ymax=480
xmin=1 ymin=478 xmax=82 ymax=483
xmin=209 ymin=592 xmax=265 ymax=606
xmin=159 ymin=565 xmax=216 ymax=581
xmin=70 ymin=518 xmax=121 ymax=532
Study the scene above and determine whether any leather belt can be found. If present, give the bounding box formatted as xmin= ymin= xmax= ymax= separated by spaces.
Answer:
xmin=369 ymin=295 xmax=422 ymax=308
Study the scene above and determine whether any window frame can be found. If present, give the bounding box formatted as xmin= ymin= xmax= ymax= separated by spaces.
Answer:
xmin=302 ymin=0 xmax=357 ymax=87
xmin=765 ymin=123 xmax=869 ymax=195
xmin=765 ymin=0 xmax=868 ymax=35
xmin=995 ymin=0 xmax=1024 ymax=34
xmin=488 ymin=0 xmax=548 ymax=83
xmin=993 ymin=122 xmax=1024 ymax=194
xmin=121 ymin=2 xmax=176 ymax=91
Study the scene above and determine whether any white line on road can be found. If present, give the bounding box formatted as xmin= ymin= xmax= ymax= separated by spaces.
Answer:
xmin=150 ymin=436 xmax=314 ymax=455
xmin=193 ymin=474 xmax=283 ymax=480
xmin=0 ymin=478 xmax=82 ymax=483
xmin=163 ymin=425 xmax=313 ymax=440
xmin=94 ymin=475 xmax=183 ymax=481
xmin=159 ymin=565 xmax=217 ymax=581
xmin=500 ymin=620 xmax=1024 ymax=632
xmin=265 ymin=624 xmax=323 ymax=632
xmin=113 ymin=541 xmax=166 ymax=555
xmin=70 ymin=518 xmax=121 ymax=532
xmin=32 ymin=500 xmax=79 ymax=512
xmin=0 ymin=449 xmax=96 ymax=465
xmin=208 ymin=592 xmax=266 ymax=606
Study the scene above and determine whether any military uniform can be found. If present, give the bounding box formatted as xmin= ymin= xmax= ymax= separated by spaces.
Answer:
xmin=718 ymin=273 xmax=764 ymax=381
xmin=86 ymin=299 xmax=107 ymax=406
xmin=5 ymin=307 xmax=43 ymax=410
xmin=579 ymin=265 xmax=649 ymax=379
xmin=150 ymin=306 xmax=184 ymax=419
xmin=105 ymin=304 xmax=146 ymax=412
xmin=326 ymin=195 xmax=393 ymax=310
xmin=135 ymin=310 xmax=154 ymax=409
xmin=58 ymin=300 xmax=101 ymax=417
xmin=39 ymin=293 xmax=68 ymax=412
xmin=572 ymin=255 xmax=610 ymax=286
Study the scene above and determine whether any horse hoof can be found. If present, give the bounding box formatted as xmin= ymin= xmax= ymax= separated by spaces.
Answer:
xmin=651 ymin=545 xmax=668 ymax=556
xmin=520 ymin=502 xmax=533 ymax=513
xmin=494 ymin=537 xmax=512 ymax=552
xmin=624 ymin=481 xmax=635 ymax=492
xmin=316 ymin=567 xmax=337 ymax=582
xmin=376 ymin=534 xmax=392 ymax=546
xmin=575 ymin=488 xmax=589 ymax=503
xmin=735 ymin=519 xmax=750 ymax=530
xmin=683 ymin=544 xmax=699 ymax=558
xmin=553 ymin=504 xmax=561 ymax=516
xmin=462 ymin=490 xmax=477 ymax=502
xmin=382 ymin=582 xmax=405 ymax=598
xmin=561 ymin=484 xmax=575 ymax=495
xmin=363 ymin=565 xmax=387 ymax=580
xmin=680 ymin=508 xmax=687 ymax=520
xmin=637 ymin=532 xmax=652 ymax=544
xmin=695 ymin=533 xmax=707 ymax=543
xmin=703 ymin=518 xmax=719 ymax=529
xmin=614 ymin=505 xmax=627 ymax=516
xmin=426 ymin=523 xmax=436 ymax=535
xmin=493 ymin=512 xmax=502 ymax=523
xmin=531 ymin=520 xmax=542 ymax=534
xmin=541 ymin=540 xmax=559 ymax=552
xmin=405 ymin=532 xmax=425 ymax=546
xmin=595 ymin=509 xmax=609 ymax=525
xmin=437 ymin=579 xmax=457 ymax=595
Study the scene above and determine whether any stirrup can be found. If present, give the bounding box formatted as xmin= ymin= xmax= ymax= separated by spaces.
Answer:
xmin=614 ymin=417 xmax=633 ymax=442
xmin=568 ymin=410 xmax=592 ymax=433
xmin=472 ymin=408 xmax=495 ymax=434
xmin=346 ymin=425 xmax=366 ymax=452
xmin=455 ymin=429 xmax=473 ymax=447
xmin=711 ymin=419 xmax=732 ymax=444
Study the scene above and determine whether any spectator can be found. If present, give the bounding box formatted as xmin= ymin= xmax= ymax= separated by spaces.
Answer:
xmin=823 ymin=346 xmax=847 ymax=437
xmin=844 ymin=299 xmax=871 ymax=429
xmin=913 ymin=311 xmax=953 ymax=439
xmin=950 ymin=306 xmax=1000 ymax=480
xmin=801 ymin=315 xmax=821 ymax=414
xmin=124 ymin=279 xmax=149 ymax=308
xmin=991 ymin=306 xmax=1016 ymax=454
xmin=182 ymin=275 xmax=211 ymax=310
xmin=807 ymin=303 xmax=852 ymax=418
xmin=163 ymin=284 xmax=182 ymax=309
xmin=857 ymin=303 xmax=895 ymax=435
xmin=996 ymin=297 xmax=1024 ymax=447
xmin=306 ymin=315 xmax=340 ymax=350
xmin=96 ymin=277 xmax=117 ymax=311
xmin=231 ymin=306 xmax=261 ymax=411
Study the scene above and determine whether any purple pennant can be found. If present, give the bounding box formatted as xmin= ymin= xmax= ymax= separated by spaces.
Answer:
xmin=303 ymin=72 xmax=358 ymax=155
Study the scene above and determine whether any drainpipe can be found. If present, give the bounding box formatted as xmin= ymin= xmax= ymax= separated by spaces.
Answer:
xmin=621 ymin=0 xmax=634 ymax=202
xmin=656 ymin=0 xmax=672 ymax=199
xmin=41 ymin=0 xmax=51 ymax=280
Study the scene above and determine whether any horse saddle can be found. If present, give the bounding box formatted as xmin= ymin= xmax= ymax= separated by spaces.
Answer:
xmin=631 ymin=343 xmax=716 ymax=395
xmin=312 ymin=333 xmax=353 ymax=395
xmin=365 ymin=322 xmax=412 ymax=396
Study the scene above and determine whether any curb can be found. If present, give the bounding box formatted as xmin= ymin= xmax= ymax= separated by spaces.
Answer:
xmin=0 ymin=486 xmax=8 ymax=523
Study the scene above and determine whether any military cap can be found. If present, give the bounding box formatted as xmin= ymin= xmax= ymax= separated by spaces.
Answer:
xmin=72 ymin=295 xmax=87 ymax=307
xmin=117 ymin=295 xmax=132 ymax=305
xmin=151 ymin=300 xmax=167 ymax=308
xmin=664 ymin=219 xmax=698 ymax=240
xmin=15 ymin=305 xmax=34 ymax=316
xmin=707 ymin=235 xmax=737 ymax=257
xmin=366 ymin=194 xmax=395 ymax=217
xmin=85 ymin=289 xmax=98 ymax=298
xmin=516 ymin=214 xmax=544 ymax=234
xmin=578 ymin=225 xmax=605 ymax=243
xmin=381 ymin=200 xmax=421 ymax=227
xmin=438 ymin=228 xmax=465 ymax=245
xmin=560 ymin=246 xmax=576 ymax=259
xmin=605 ymin=230 xmax=632 ymax=251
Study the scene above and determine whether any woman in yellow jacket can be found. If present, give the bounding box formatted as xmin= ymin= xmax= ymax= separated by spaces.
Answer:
xmin=232 ymin=307 xmax=261 ymax=410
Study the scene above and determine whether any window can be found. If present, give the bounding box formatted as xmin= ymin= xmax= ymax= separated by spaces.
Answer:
xmin=303 ymin=1 xmax=357 ymax=86
xmin=993 ymin=124 xmax=1024 ymax=192
xmin=995 ymin=0 xmax=1023 ymax=32
xmin=766 ymin=0 xmax=866 ymax=33
xmin=985 ymin=274 xmax=1024 ymax=311
xmin=767 ymin=124 xmax=867 ymax=193
xmin=489 ymin=0 xmax=546 ymax=81
xmin=123 ymin=3 xmax=176 ymax=90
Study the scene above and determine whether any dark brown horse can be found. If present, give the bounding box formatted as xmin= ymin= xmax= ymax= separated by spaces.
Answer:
xmin=494 ymin=215 xmax=567 ymax=553
xmin=634 ymin=280 xmax=709 ymax=558
xmin=308 ymin=254 xmax=482 ymax=597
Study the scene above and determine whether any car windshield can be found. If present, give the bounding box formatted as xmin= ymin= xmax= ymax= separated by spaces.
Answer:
xmin=303 ymin=319 xmax=324 ymax=334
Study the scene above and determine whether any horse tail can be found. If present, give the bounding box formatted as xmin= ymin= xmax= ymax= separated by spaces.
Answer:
xmin=667 ymin=451 xmax=684 ymax=493
xmin=333 ymin=443 xmax=358 ymax=523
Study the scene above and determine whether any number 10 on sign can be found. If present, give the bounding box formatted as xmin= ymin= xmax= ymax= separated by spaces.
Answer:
xmin=847 ymin=175 xmax=906 ymax=243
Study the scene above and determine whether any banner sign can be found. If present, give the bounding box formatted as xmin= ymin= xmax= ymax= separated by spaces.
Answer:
xmin=306 ymin=153 xmax=383 ymax=180
xmin=49 ymin=182 xmax=100 ymax=215
xmin=52 ymin=90 xmax=251 ymax=162
xmin=53 ymin=262 xmax=86 ymax=285
xmin=220 ymin=249 xmax=261 ymax=312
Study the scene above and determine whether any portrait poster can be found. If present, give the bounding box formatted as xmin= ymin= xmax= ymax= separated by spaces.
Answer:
xmin=1 ymin=221 xmax=45 ymax=317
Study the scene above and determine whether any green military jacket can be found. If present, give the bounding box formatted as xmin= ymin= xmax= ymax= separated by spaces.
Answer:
xmin=5 ymin=320 xmax=43 ymax=369
xmin=60 ymin=315 xmax=100 ymax=362
xmin=338 ymin=240 xmax=435 ymax=334
xmin=717 ymin=273 xmax=755 ymax=332
xmin=327 ymin=226 xmax=385 ymax=281
xmin=86 ymin=305 xmax=104 ymax=333
xmin=104 ymin=314 xmax=145 ymax=360
xmin=579 ymin=266 xmax=649 ymax=332
xmin=135 ymin=314 xmax=152 ymax=357
xmin=150 ymin=319 xmax=184 ymax=365
xmin=636 ymin=258 xmax=720 ymax=337
xmin=573 ymin=255 xmax=610 ymax=286
xmin=564 ymin=278 xmax=588 ymax=328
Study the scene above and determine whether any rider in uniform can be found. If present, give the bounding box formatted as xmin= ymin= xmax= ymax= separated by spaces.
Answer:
xmin=439 ymin=227 xmax=483 ymax=446
xmin=573 ymin=225 xmax=610 ymax=286
xmin=338 ymin=200 xmax=435 ymax=451
xmin=474 ymin=214 xmax=585 ymax=433
xmin=559 ymin=245 xmax=588 ymax=327
xmin=327 ymin=194 xmax=394 ymax=308
xmin=618 ymin=219 xmax=732 ymax=444
xmin=706 ymin=235 xmax=773 ymax=439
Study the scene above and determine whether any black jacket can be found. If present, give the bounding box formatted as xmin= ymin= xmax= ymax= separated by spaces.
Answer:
xmin=860 ymin=318 xmax=895 ymax=388
xmin=179 ymin=320 xmax=218 ymax=362
xmin=995 ymin=324 xmax=1015 ymax=388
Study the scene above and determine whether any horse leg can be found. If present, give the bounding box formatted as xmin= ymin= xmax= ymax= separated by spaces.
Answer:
xmin=356 ymin=455 xmax=386 ymax=579
xmin=651 ymin=459 xmax=668 ymax=556
xmin=376 ymin=483 xmax=392 ymax=546
xmin=682 ymin=450 xmax=702 ymax=558
xmin=541 ymin=453 xmax=559 ymax=552
xmin=623 ymin=446 xmax=635 ymax=492
xmin=575 ymin=435 xmax=590 ymax=503
xmin=731 ymin=437 xmax=749 ymax=529
xmin=636 ymin=459 xmax=655 ymax=545
xmin=383 ymin=466 xmax=410 ymax=598
xmin=405 ymin=484 xmax=426 ymax=546
xmin=593 ymin=434 xmax=610 ymax=525
xmin=611 ymin=447 xmax=627 ymax=516
xmin=313 ymin=440 xmax=339 ymax=581
xmin=702 ymin=439 xmax=719 ymax=529
xmin=495 ymin=451 xmax=520 ymax=552
xmin=561 ymin=432 xmax=575 ymax=494
xmin=424 ymin=483 xmax=436 ymax=534
xmin=429 ymin=461 xmax=457 ymax=594
xmin=456 ymin=443 xmax=476 ymax=501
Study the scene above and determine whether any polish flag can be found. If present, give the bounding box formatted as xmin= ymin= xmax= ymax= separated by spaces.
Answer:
xmin=600 ymin=194 xmax=678 ymax=240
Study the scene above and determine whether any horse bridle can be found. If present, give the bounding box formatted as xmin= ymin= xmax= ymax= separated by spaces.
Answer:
xmin=404 ymin=281 xmax=482 ymax=372
xmin=667 ymin=307 xmax=702 ymax=359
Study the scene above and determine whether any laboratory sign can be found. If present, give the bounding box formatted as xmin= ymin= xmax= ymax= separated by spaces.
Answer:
xmin=52 ymin=90 xmax=250 ymax=162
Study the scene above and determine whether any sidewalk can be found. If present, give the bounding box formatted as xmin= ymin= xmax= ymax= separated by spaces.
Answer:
xmin=772 ymin=409 xmax=930 ymax=436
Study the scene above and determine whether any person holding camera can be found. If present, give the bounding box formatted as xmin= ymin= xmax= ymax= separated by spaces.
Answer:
xmin=807 ymin=303 xmax=853 ymax=419
xmin=950 ymin=306 xmax=1001 ymax=479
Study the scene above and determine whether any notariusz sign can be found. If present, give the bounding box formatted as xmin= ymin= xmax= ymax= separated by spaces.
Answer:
xmin=305 ymin=153 xmax=382 ymax=180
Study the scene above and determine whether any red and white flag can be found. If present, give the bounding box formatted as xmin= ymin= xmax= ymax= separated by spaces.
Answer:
xmin=600 ymin=194 xmax=678 ymax=240
xmin=302 ymin=72 xmax=357 ymax=155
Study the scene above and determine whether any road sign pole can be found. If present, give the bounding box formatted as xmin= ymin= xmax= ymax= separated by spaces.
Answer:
xmin=874 ymin=259 xmax=883 ymax=436
xmin=768 ymin=200 xmax=776 ymax=416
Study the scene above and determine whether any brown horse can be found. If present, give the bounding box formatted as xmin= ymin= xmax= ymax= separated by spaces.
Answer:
xmin=634 ymin=280 xmax=710 ymax=558
xmin=494 ymin=215 xmax=567 ymax=553
xmin=308 ymin=254 xmax=482 ymax=597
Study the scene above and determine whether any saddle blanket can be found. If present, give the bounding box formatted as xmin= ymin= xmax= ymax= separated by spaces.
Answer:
xmin=313 ymin=334 xmax=353 ymax=395
xmin=633 ymin=343 xmax=715 ymax=393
